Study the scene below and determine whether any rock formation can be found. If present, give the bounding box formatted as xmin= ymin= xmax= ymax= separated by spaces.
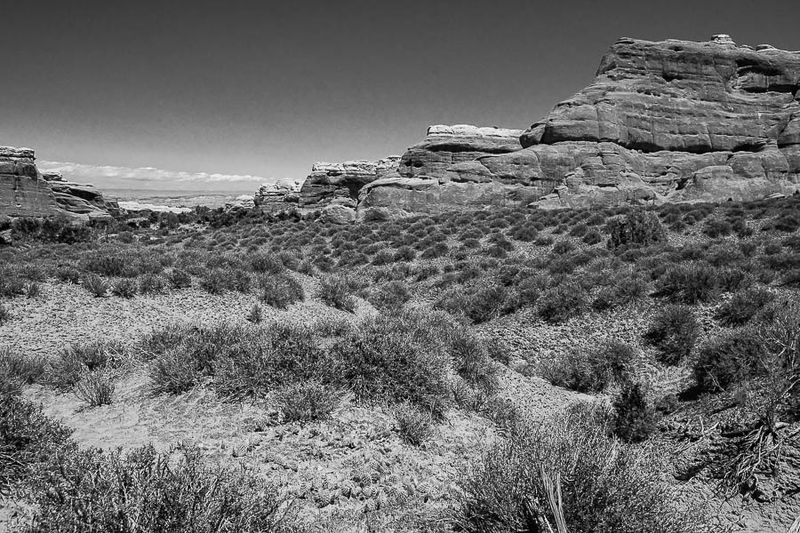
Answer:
xmin=254 ymin=181 xmax=301 ymax=211
xmin=299 ymin=157 xmax=400 ymax=207
xmin=1 ymin=147 xmax=118 ymax=222
xmin=354 ymin=35 xmax=800 ymax=217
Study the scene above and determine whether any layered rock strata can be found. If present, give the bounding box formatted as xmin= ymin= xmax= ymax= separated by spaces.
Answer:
xmin=299 ymin=157 xmax=400 ymax=207
xmin=356 ymin=35 xmax=800 ymax=216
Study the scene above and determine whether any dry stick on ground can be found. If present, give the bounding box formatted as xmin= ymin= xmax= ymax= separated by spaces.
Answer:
xmin=541 ymin=466 xmax=568 ymax=533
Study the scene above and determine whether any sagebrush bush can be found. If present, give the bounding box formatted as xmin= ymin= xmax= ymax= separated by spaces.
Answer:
xmin=168 ymin=267 xmax=192 ymax=289
xmin=317 ymin=276 xmax=356 ymax=312
xmin=653 ymin=262 xmax=719 ymax=304
xmin=368 ymin=280 xmax=411 ymax=312
xmin=393 ymin=401 xmax=434 ymax=446
xmin=246 ymin=303 xmax=263 ymax=324
xmin=606 ymin=210 xmax=666 ymax=250
xmin=112 ymin=278 xmax=137 ymax=298
xmin=456 ymin=403 xmax=722 ymax=533
xmin=327 ymin=309 xmax=454 ymax=415
xmin=1 ymin=394 xmax=74 ymax=494
xmin=0 ymin=305 xmax=10 ymax=326
xmin=714 ymin=287 xmax=775 ymax=327
xmin=47 ymin=341 xmax=124 ymax=391
xmin=693 ymin=327 xmax=765 ymax=391
xmin=536 ymin=281 xmax=588 ymax=323
xmin=592 ymin=272 xmax=647 ymax=310
xmin=275 ymin=380 xmax=341 ymax=423
xmin=540 ymin=341 xmax=635 ymax=393
xmin=249 ymin=252 xmax=285 ymax=274
xmin=138 ymin=273 xmax=167 ymax=295
xmin=27 ymin=444 xmax=293 ymax=532
xmin=612 ymin=382 xmax=657 ymax=443
xmin=74 ymin=371 xmax=115 ymax=407
xmin=643 ymin=305 xmax=699 ymax=365
xmin=83 ymin=274 xmax=110 ymax=297
xmin=259 ymin=273 xmax=304 ymax=309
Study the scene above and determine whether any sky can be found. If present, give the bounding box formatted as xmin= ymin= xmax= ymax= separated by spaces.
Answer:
xmin=3 ymin=0 xmax=799 ymax=193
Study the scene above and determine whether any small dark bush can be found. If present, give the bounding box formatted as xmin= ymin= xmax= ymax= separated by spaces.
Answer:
xmin=583 ymin=229 xmax=603 ymax=245
xmin=643 ymin=304 xmax=699 ymax=365
xmin=552 ymin=239 xmax=575 ymax=255
xmin=317 ymin=276 xmax=356 ymax=312
xmin=394 ymin=245 xmax=416 ymax=262
xmin=275 ymin=380 xmax=341 ymax=423
xmin=540 ymin=341 xmax=635 ymax=393
xmin=83 ymin=274 xmax=110 ymax=297
xmin=249 ymin=252 xmax=285 ymax=274
xmin=715 ymin=287 xmax=775 ymax=327
xmin=613 ymin=382 xmax=657 ymax=443
xmin=0 ymin=305 xmax=10 ymax=326
xmin=74 ymin=371 xmax=115 ymax=407
xmin=259 ymin=273 xmax=304 ymax=309
xmin=653 ymin=262 xmax=718 ymax=304
xmin=606 ymin=210 xmax=666 ymax=249
xmin=138 ymin=273 xmax=167 ymax=295
xmin=393 ymin=401 xmax=433 ymax=446
xmin=368 ymin=280 xmax=411 ymax=312
xmin=112 ymin=278 xmax=137 ymax=298
xmin=537 ymin=281 xmax=588 ymax=323
xmin=246 ymin=303 xmax=263 ymax=324
xmin=168 ymin=268 xmax=192 ymax=289
xmin=693 ymin=327 xmax=765 ymax=391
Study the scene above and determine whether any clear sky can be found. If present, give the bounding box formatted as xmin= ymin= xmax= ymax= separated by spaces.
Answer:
xmin=3 ymin=0 xmax=799 ymax=190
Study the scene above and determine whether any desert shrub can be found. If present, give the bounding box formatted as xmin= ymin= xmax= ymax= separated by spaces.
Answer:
xmin=147 ymin=323 xmax=324 ymax=399
xmin=55 ymin=266 xmax=82 ymax=284
xmin=25 ymin=282 xmax=41 ymax=298
xmin=582 ymin=229 xmax=603 ymax=245
xmin=393 ymin=401 xmax=433 ymax=446
xmin=138 ymin=273 xmax=167 ymax=295
xmin=0 ymin=349 xmax=47 ymax=388
xmin=508 ymin=223 xmax=538 ymax=242
xmin=73 ymin=371 xmax=115 ymax=407
xmin=317 ymin=276 xmax=356 ymax=312
xmin=368 ymin=281 xmax=411 ymax=312
xmin=199 ymin=268 xmax=231 ymax=294
xmin=0 ymin=305 xmax=10 ymax=326
xmin=167 ymin=267 xmax=192 ymax=289
xmin=606 ymin=210 xmax=666 ymax=249
xmin=420 ymin=242 xmax=449 ymax=259
xmin=540 ymin=341 xmax=635 ymax=393
xmin=653 ymin=262 xmax=718 ymax=304
xmin=715 ymin=287 xmax=775 ymax=327
xmin=456 ymin=403 xmax=721 ymax=533
xmin=435 ymin=283 xmax=510 ymax=324
xmin=249 ymin=252 xmax=285 ymax=274
xmin=451 ymin=329 xmax=499 ymax=395
xmin=82 ymin=252 xmax=131 ymax=277
xmin=47 ymin=341 xmax=124 ymax=391
xmin=274 ymin=380 xmax=341 ymax=423
xmin=246 ymin=303 xmax=263 ymax=324
xmin=536 ymin=281 xmax=588 ymax=323
xmin=326 ymin=309 xmax=452 ymax=415
xmin=112 ymin=278 xmax=137 ymax=298
xmin=1 ymin=394 xmax=74 ymax=494
xmin=552 ymin=239 xmax=575 ymax=255
xmin=394 ymin=245 xmax=416 ymax=262
xmin=693 ymin=327 xmax=765 ymax=392
xmin=643 ymin=305 xmax=699 ymax=365
xmin=702 ymin=218 xmax=732 ymax=238
xmin=569 ymin=223 xmax=588 ymax=237
xmin=27 ymin=444 xmax=293 ymax=532
xmin=83 ymin=274 xmax=110 ymax=297
xmin=535 ymin=235 xmax=554 ymax=247
xmin=259 ymin=273 xmax=304 ymax=309
xmin=612 ymin=382 xmax=657 ymax=443
xmin=592 ymin=272 xmax=647 ymax=310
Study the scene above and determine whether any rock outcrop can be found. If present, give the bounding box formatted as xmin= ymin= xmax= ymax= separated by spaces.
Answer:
xmin=356 ymin=35 xmax=800 ymax=216
xmin=254 ymin=181 xmax=301 ymax=211
xmin=0 ymin=147 xmax=62 ymax=218
xmin=1 ymin=147 xmax=118 ymax=221
xmin=299 ymin=157 xmax=400 ymax=207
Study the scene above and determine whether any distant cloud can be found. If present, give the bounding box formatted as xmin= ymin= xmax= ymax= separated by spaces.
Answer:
xmin=39 ymin=160 xmax=269 ymax=185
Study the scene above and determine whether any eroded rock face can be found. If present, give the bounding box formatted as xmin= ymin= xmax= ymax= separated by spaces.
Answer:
xmin=299 ymin=156 xmax=400 ymax=207
xmin=1 ymin=147 xmax=118 ymax=221
xmin=0 ymin=146 xmax=61 ymax=217
xmin=254 ymin=181 xmax=301 ymax=211
xmin=358 ymin=36 xmax=800 ymax=215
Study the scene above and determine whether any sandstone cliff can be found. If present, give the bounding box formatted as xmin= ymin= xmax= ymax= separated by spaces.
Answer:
xmin=1 ymin=148 xmax=118 ymax=222
xmin=299 ymin=157 xmax=400 ymax=207
xmin=355 ymin=35 xmax=800 ymax=217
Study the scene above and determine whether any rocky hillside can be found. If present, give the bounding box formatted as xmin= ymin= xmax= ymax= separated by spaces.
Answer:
xmin=298 ymin=35 xmax=800 ymax=219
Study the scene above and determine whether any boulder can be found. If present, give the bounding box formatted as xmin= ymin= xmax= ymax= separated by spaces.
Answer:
xmin=48 ymin=181 xmax=119 ymax=221
xmin=319 ymin=204 xmax=356 ymax=225
xmin=0 ymin=146 xmax=62 ymax=218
